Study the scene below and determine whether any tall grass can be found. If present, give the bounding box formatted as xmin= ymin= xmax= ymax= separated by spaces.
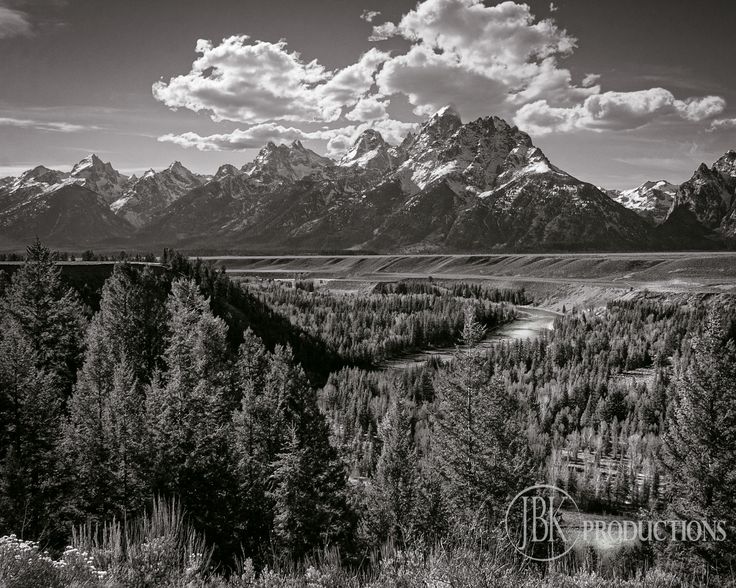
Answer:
xmin=71 ymin=496 xmax=212 ymax=585
xmin=0 ymin=500 xmax=731 ymax=587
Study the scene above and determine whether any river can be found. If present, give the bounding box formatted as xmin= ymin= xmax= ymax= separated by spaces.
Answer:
xmin=379 ymin=306 xmax=560 ymax=370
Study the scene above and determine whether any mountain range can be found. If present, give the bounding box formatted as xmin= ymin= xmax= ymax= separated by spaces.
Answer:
xmin=1 ymin=106 xmax=734 ymax=253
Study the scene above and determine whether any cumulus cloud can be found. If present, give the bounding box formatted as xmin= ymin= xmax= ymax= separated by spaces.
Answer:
xmin=0 ymin=4 xmax=31 ymax=38
xmin=158 ymin=118 xmax=417 ymax=156
xmin=323 ymin=119 xmax=418 ymax=154
xmin=154 ymin=0 xmax=727 ymax=156
xmin=345 ymin=95 xmax=389 ymax=121
xmin=708 ymin=117 xmax=736 ymax=132
xmin=514 ymin=89 xmax=726 ymax=134
xmin=361 ymin=10 xmax=381 ymax=23
xmin=158 ymin=123 xmax=336 ymax=151
xmin=153 ymin=36 xmax=388 ymax=124
xmin=370 ymin=0 xmax=600 ymax=119
xmin=369 ymin=21 xmax=399 ymax=41
xmin=581 ymin=73 xmax=600 ymax=87
xmin=0 ymin=116 xmax=92 ymax=132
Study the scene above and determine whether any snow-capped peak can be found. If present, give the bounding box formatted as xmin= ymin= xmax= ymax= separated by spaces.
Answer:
xmin=70 ymin=154 xmax=129 ymax=203
xmin=338 ymin=129 xmax=404 ymax=172
xmin=70 ymin=153 xmax=103 ymax=175
xmin=432 ymin=104 xmax=462 ymax=122
xmin=242 ymin=140 xmax=333 ymax=184
xmin=215 ymin=164 xmax=241 ymax=179
xmin=110 ymin=161 xmax=203 ymax=227
xmin=392 ymin=110 xmax=550 ymax=194
xmin=608 ymin=179 xmax=677 ymax=224
xmin=713 ymin=150 xmax=736 ymax=187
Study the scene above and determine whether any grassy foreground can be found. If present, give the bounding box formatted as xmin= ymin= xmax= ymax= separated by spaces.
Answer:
xmin=0 ymin=500 xmax=720 ymax=588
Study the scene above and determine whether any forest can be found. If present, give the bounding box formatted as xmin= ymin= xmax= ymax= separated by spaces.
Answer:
xmin=0 ymin=241 xmax=735 ymax=587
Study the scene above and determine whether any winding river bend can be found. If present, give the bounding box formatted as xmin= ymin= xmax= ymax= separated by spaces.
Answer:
xmin=380 ymin=306 xmax=559 ymax=370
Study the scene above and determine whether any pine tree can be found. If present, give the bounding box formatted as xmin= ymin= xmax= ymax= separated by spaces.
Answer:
xmin=363 ymin=397 xmax=419 ymax=545
xmin=92 ymin=263 xmax=168 ymax=383
xmin=0 ymin=324 xmax=63 ymax=542
xmin=268 ymin=416 xmax=353 ymax=562
xmin=432 ymin=306 xmax=534 ymax=530
xmin=61 ymin=263 xmax=168 ymax=521
xmin=61 ymin=356 xmax=148 ymax=521
xmin=231 ymin=330 xmax=276 ymax=558
xmin=661 ymin=310 xmax=736 ymax=573
xmin=0 ymin=239 xmax=87 ymax=394
xmin=269 ymin=427 xmax=312 ymax=559
xmin=233 ymin=342 xmax=353 ymax=562
xmin=146 ymin=278 xmax=237 ymax=557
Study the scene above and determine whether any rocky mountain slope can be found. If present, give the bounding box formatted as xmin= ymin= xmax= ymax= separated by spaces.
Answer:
xmin=0 ymin=110 xmax=733 ymax=252
xmin=660 ymin=151 xmax=736 ymax=240
xmin=110 ymin=162 xmax=204 ymax=227
xmin=608 ymin=180 xmax=677 ymax=225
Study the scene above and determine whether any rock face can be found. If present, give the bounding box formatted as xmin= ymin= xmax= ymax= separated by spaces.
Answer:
xmin=608 ymin=180 xmax=677 ymax=225
xmin=111 ymin=162 xmax=203 ymax=227
xmin=242 ymin=141 xmax=333 ymax=187
xmin=338 ymin=129 xmax=404 ymax=173
xmin=0 ymin=183 xmax=133 ymax=247
xmin=1 ymin=112 xmax=733 ymax=252
xmin=663 ymin=151 xmax=736 ymax=238
xmin=69 ymin=154 xmax=130 ymax=203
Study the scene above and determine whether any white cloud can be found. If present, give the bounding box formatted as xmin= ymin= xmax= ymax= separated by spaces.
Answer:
xmin=676 ymin=95 xmax=726 ymax=121
xmin=345 ymin=95 xmax=389 ymax=121
xmin=514 ymin=89 xmax=726 ymax=135
xmin=369 ymin=21 xmax=400 ymax=41
xmin=158 ymin=118 xmax=417 ymax=156
xmin=371 ymin=0 xmax=593 ymax=119
xmin=361 ymin=10 xmax=381 ymax=23
xmin=0 ymin=116 xmax=92 ymax=132
xmin=154 ymin=0 xmax=728 ymax=156
xmin=708 ymin=117 xmax=736 ymax=132
xmin=158 ymin=123 xmax=336 ymax=151
xmin=153 ymin=36 xmax=389 ymax=124
xmin=0 ymin=4 xmax=31 ymax=38
xmin=549 ymin=2 xmax=558 ymax=12
xmin=581 ymin=73 xmax=600 ymax=87
xmin=323 ymin=119 xmax=418 ymax=154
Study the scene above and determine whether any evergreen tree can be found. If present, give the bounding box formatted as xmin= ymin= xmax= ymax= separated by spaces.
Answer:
xmin=146 ymin=278 xmax=237 ymax=558
xmin=233 ymin=342 xmax=353 ymax=562
xmin=432 ymin=307 xmax=534 ymax=529
xmin=661 ymin=310 xmax=736 ymax=573
xmin=0 ymin=325 xmax=63 ymax=542
xmin=231 ymin=330 xmax=277 ymax=559
xmin=268 ymin=415 xmax=353 ymax=562
xmin=0 ymin=239 xmax=87 ymax=394
xmin=92 ymin=263 xmax=168 ymax=383
xmin=61 ymin=263 xmax=167 ymax=521
xmin=61 ymin=356 xmax=148 ymax=521
xmin=362 ymin=398 xmax=419 ymax=546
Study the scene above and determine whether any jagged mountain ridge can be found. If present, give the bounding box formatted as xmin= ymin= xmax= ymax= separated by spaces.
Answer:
xmin=135 ymin=108 xmax=655 ymax=251
xmin=662 ymin=150 xmax=736 ymax=239
xmin=607 ymin=180 xmax=677 ymax=225
xmin=111 ymin=161 xmax=205 ymax=227
xmin=0 ymin=109 xmax=734 ymax=252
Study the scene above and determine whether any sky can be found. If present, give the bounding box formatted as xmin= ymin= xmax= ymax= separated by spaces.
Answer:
xmin=0 ymin=0 xmax=734 ymax=189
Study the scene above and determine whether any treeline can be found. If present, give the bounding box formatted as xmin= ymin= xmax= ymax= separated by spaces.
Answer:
xmin=0 ymin=243 xmax=533 ymax=574
xmin=373 ymin=279 xmax=528 ymax=304
xmin=0 ymin=243 xmax=352 ymax=566
xmin=318 ymin=296 xmax=736 ymax=522
xmin=0 ymin=250 xmax=158 ymax=262
xmin=3 ymin=241 xmax=736 ymax=582
xmin=242 ymin=279 xmax=521 ymax=364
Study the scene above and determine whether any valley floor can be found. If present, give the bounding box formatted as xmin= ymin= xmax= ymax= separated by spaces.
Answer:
xmin=205 ymin=251 xmax=736 ymax=312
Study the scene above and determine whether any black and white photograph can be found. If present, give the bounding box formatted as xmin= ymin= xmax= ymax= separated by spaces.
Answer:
xmin=0 ymin=0 xmax=735 ymax=586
